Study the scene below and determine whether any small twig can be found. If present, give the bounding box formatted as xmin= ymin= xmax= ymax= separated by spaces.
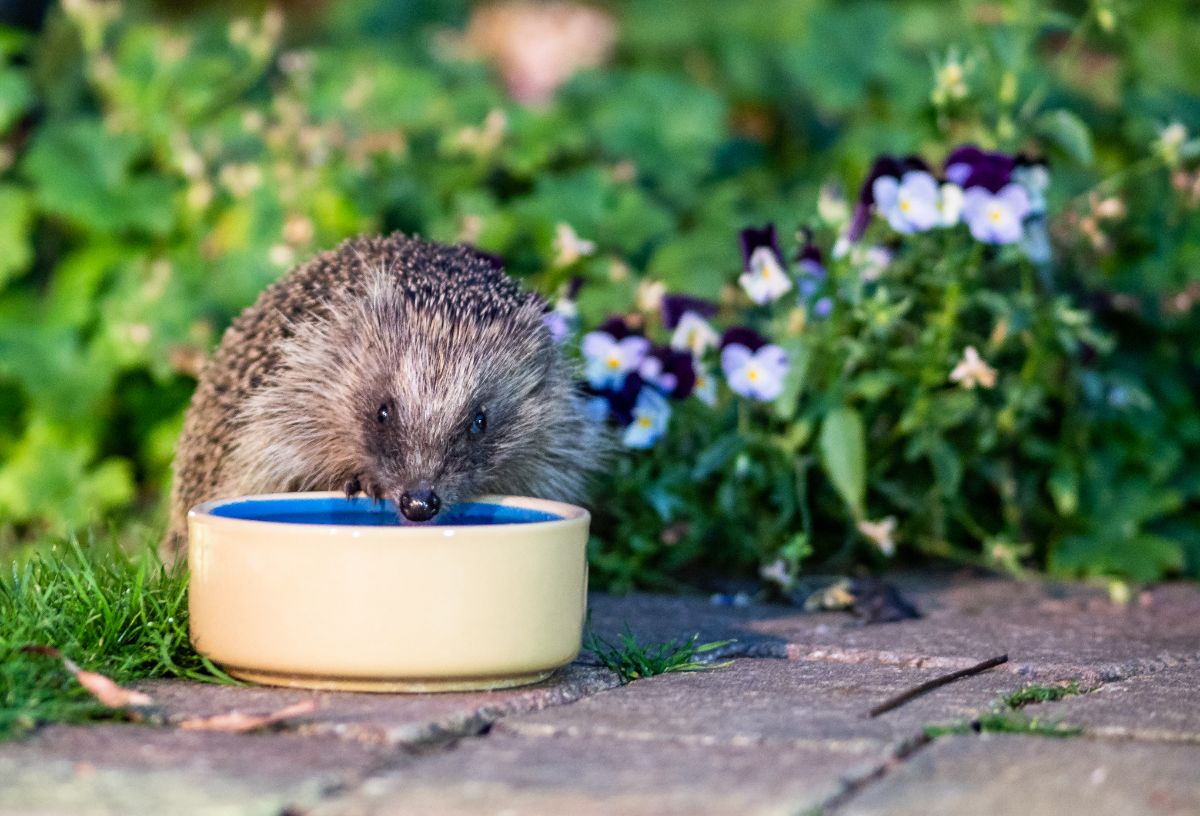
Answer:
xmin=867 ymin=654 xmax=1008 ymax=718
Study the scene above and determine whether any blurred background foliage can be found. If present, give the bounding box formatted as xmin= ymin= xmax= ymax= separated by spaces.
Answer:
xmin=0 ymin=0 xmax=1197 ymax=589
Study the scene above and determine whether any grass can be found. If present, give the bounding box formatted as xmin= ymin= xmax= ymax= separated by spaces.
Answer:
xmin=925 ymin=711 xmax=1082 ymax=739
xmin=583 ymin=625 xmax=733 ymax=684
xmin=0 ymin=535 xmax=228 ymax=739
xmin=1003 ymin=681 xmax=1081 ymax=708
xmin=924 ymin=679 xmax=1084 ymax=740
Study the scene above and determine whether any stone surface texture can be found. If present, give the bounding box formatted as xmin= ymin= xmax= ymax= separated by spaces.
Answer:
xmin=1 ymin=575 xmax=1196 ymax=816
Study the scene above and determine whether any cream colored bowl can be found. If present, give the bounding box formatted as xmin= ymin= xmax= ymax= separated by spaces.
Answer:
xmin=187 ymin=492 xmax=589 ymax=692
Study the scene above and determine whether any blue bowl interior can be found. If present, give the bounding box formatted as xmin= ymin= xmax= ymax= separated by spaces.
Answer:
xmin=207 ymin=496 xmax=562 ymax=526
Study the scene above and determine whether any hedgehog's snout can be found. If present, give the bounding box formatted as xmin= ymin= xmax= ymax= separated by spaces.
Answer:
xmin=398 ymin=483 xmax=441 ymax=522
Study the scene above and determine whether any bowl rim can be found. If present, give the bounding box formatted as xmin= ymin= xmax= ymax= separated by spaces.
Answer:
xmin=188 ymin=491 xmax=590 ymax=537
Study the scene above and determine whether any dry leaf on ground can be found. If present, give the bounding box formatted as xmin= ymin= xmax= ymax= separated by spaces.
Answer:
xmin=20 ymin=644 xmax=154 ymax=709
xmin=178 ymin=699 xmax=318 ymax=733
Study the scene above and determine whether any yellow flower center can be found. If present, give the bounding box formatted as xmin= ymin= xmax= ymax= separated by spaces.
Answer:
xmin=747 ymin=368 xmax=760 ymax=382
xmin=637 ymin=416 xmax=653 ymax=428
xmin=899 ymin=198 xmax=912 ymax=213
xmin=687 ymin=330 xmax=697 ymax=345
xmin=989 ymin=208 xmax=1003 ymax=222
xmin=606 ymin=356 xmax=621 ymax=370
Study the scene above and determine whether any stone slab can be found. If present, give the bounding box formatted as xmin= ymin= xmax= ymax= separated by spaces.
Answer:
xmin=589 ymin=582 xmax=1200 ymax=683
xmin=498 ymin=658 xmax=1022 ymax=753
xmin=837 ymin=733 xmax=1200 ymax=816
xmin=0 ymin=724 xmax=386 ymax=816
xmin=137 ymin=663 xmax=618 ymax=747
xmin=1049 ymin=664 xmax=1200 ymax=742
xmin=310 ymin=732 xmax=875 ymax=816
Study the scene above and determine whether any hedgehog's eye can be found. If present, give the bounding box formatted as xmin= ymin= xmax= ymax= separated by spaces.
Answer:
xmin=376 ymin=402 xmax=391 ymax=424
xmin=469 ymin=408 xmax=487 ymax=437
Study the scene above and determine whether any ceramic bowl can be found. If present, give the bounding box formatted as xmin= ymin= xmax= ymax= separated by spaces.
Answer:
xmin=187 ymin=492 xmax=589 ymax=692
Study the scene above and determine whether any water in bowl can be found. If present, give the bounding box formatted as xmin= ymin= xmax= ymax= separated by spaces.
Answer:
xmin=209 ymin=496 xmax=561 ymax=526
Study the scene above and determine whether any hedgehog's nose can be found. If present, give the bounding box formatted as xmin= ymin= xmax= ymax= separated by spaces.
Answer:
xmin=399 ymin=486 xmax=441 ymax=522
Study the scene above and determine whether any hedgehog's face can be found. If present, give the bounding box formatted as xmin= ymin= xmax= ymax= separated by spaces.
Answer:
xmin=353 ymin=302 xmax=558 ymax=523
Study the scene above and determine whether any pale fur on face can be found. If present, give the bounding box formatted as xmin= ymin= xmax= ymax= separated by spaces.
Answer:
xmin=219 ymin=265 xmax=600 ymax=510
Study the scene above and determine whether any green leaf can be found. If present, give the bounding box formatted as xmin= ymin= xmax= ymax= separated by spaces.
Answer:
xmin=773 ymin=338 xmax=813 ymax=420
xmin=819 ymin=407 xmax=866 ymax=517
xmin=1035 ymin=109 xmax=1094 ymax=167
xmin=0 ymin=68 xmax=34 ymax=134
xmin=21 ymin=119 xmax=175 ymax=235
xmin=0 ymin=185 xmax=33 ymax=288
xmin=1048 ymin=466 xmax=1079 ymax=516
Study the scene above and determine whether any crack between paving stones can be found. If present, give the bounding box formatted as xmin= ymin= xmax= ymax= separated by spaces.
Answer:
xmin=274 ymin=666 xmax=624 ymax=815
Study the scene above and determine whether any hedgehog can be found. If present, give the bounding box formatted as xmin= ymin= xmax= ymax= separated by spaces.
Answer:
xmin=165 ymin=233 xmax=604 ymax=556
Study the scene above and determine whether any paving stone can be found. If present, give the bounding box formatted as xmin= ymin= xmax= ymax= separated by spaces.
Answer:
xmin=0 ymin=724 xmax=386 ymax=816
xmin=310 ymin=732 xmax=876 ymax=816
xmin=1046 ymin=664 xmax=1200 ymax=742
xmin=590 ymin=581 xmax=1200 ymax=683
xmin=498 ymin=658 xmax=1021 ymax=753
xmin=837 ymin=733 xmax=1200 ymax=816
xmin=138 ymin=663 xmax=618 ymax=747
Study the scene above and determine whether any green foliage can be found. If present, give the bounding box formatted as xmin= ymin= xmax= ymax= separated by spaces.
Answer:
xmin=583 ymin=625 xmax=732 ymax=684
xmin=0 ymin=535 xmax=227 ymax=738
xmin=924 ymin=712 xmax=1082 ymax=739
xmin=1004 ymin=681 xmax=1081 ymax=709
xmin=925 ymin=679 xmax=1085 ymax=739
xmin=0 ymin=0 xmax=1195 ymax=587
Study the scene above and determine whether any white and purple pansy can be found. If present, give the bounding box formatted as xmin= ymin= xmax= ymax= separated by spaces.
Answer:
xmin=794 ymin=228 xmax=827 ymax=300
xmin=670 ymin=310 xmax=720 ymax=358
xmin=638 ymin=346 xmax=697 ymax=399
xmin=720 ymin=327 xmax=790 ymax=401
xmin=662 ymin=294 xmax=720 ymax=358
xmin=581 ymin=317 xmax=650 ymax=389
xmin=961 ymin=184 xmax=1031 ymax=245
xmin=691 ymin=362 xmax=718 ymax=406
xmin=1012 ymin=160 xmax=1050 ymax=216
xmin=622 ymin=386 xmax=672 ymax=449
xmin=738 ymin=225 xmax=793 ymax=304
xmin=848 ymin=154 xmax=930 ymax=241
xmin=871 ymin=170 xmax=942 ymax=234
xmin=543 ymin=277 xmax=583 ymax=344
xmin=943 ymin=145 xmax=1015 ymax=190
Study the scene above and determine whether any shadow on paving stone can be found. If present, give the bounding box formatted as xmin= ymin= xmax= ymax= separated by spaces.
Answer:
xmin=136 ymin=664 xmax=620 ymax=748
xmin=496 ymin=658 xmax=1022 ymax=753
xmin=308 ymin=731 xmax=877 ymax=816
xmin=588 ymin=576 xmax=1200 ymax=684
xmin=835 ymin=733 xmax=1200 ymax=816
xmin=1047 ymin=664 xmax=1200 ymax=742
xmin=0 ymin=724 xmax=386 ymax=816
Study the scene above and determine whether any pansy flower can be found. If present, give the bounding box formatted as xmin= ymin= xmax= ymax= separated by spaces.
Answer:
xmin=582 ymin=372 xmax=644 ymax=426
xmin=661 ymin=294 xmax=718 ymax=329
xmin=961 ymin=184 xmax=1031 ymax=244
xmin=872 ymin=170 xmax=942 ymax=234
xmin=670 ymin=310 xmax=720 ymax=358
xmin=943 ymin=145 xmax=1015 ymax=192
xmin=581 ymin=321 xmax=650 ymax=389
xmin=622 ymin=386 xmax=671 ymax=449
xmin=691 ymin=363 xmax=718 ymax=406
xmin=849 ymin=154 xmax=930 ymax=241
xmin=1012 ymin=158 xmax=1049 ymax=217
xmin=544 ymin=277 xmax=583 ymax=344
xmin=738 ymin=225 xmax=793 ymax=304
xmin=720 ymin=327 xmax=789 ymax=401
xmin=639 ymin=346 xmax=696 ymax=399
xmin=937 ymin=182 xmax=964 ymax=227
xmin=794 ymin=228 xmax=828 ymax=299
